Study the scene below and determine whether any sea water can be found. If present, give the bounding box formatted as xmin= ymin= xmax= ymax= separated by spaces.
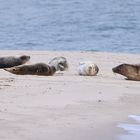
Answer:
xmin=0 ymin=0 xmax=140 ymax=53
xmin=118 ymin=115 xmax=140 ymax=140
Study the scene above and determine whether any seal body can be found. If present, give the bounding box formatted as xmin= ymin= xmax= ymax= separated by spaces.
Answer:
xmin=112 ymin=64 xmax=140 ymax=81
xmin=78 ymin=61 xmax=99 ymax=76
xmin=4 ymin=63 xmax=56 ymax=76
xmin=49 ymin=57 xmax=68 ymax=71
xmin=0 ymin=55 xmax=30 ymax=68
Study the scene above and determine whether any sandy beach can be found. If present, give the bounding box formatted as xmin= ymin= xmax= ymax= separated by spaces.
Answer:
xmin=0 ymin=50 xmax=140 ymax=140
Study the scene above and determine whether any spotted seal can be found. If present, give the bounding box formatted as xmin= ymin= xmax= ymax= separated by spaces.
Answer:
xmin=78 ymin=61 xmax=99 ymax=76
xmin=112 ymin=64 xmax=140 ymax=81
xmin=4 ymin=63 xmax=56 ymax=76
xmin=49 ymin=57 xmax=68 ymax=71
xmin=0 ymin=55 xmax=30 ymax=68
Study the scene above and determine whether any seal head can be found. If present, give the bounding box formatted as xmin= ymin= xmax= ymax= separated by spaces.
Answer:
xmin=112 ymin=64 xmax=140 ymax=81
xmin=49 ymin=57 xmax=68 ymax=71
xmin=19 ymin=55 xmax=30 ymax=64
xmin=0 ymin=55 xmax=30 ymax=68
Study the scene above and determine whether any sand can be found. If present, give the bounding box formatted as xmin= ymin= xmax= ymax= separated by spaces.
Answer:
xmin=0 ymin=50 xmax=140 ymax=140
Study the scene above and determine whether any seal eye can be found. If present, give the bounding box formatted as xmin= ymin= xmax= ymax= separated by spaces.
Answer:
xmin=13 ymin=68 xmax=17 ymax=72
xmin=117 ymin=67 xmax=122 ymax=72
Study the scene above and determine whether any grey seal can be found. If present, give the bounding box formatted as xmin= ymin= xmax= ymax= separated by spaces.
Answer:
xmin=112 ymin=64 xmax=140 ymax=81
xmin=4 ymin=63 xmax=56 ymax=76
xmin=0 ymin=55 xmax=30 ymax=68
xmin=78 ymin=61 xmax=99 ymax=76
xmin=49 ymin=57 xmax=68 ymax=71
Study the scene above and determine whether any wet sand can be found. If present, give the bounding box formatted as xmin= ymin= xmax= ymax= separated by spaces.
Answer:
xmin=118 ymin=115 xmax=140 ymax=140
xmin=0 ymin=51 xmax=140 ymax=140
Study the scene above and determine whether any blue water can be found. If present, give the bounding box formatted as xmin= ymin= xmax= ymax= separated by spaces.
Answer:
xmin=0 ymin=0 xmax=140 ymax=53
xmin=118 ymin=115 xmax=140 ymax=140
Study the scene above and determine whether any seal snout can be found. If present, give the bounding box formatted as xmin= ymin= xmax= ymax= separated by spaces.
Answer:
xmin=112 ymin=67 xmax=116 ymax=73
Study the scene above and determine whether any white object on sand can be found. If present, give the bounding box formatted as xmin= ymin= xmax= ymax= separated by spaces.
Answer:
xmin=78 ymin=61 xmax=99 ymax=76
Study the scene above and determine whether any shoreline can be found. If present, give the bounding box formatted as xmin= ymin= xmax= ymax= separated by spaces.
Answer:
xmin=0 ymin=49 xmax=140 ymax=54
xmin=0 ymin=51 xmax=140 ymax=140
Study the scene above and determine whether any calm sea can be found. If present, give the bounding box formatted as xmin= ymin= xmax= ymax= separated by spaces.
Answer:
xmin=0 ymin=0 xmax=140 ymax=53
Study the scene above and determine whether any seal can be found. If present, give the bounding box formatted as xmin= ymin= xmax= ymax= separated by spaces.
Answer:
xmin=0 ymin=55 xmax=30 ymax=68
xmin=49 ymin=57 xmax=68 ymax=71
xmin=4 ymin=63 xmax=56 ymax=76
xmin=112 ymin=64 xmax=140 ymax=81
xmin=78 ymin=61 xmax=99 ymax=76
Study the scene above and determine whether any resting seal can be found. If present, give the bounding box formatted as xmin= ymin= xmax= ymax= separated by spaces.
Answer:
xmin=0 ymin=55 xmax=30 ymax=68
xmin=4 ymin=63 xmax=56 ymax=76
xmin=78 ymin=61 xmax=99 ymax=76
xmin=49 ymin=57 xmax=68 ymax=71
xmin=112 ymin=64 xmax=140 ymax=81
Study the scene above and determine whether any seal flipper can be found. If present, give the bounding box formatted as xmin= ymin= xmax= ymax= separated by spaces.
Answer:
xmin=125 ymin=77 xmax=130 ymax=80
